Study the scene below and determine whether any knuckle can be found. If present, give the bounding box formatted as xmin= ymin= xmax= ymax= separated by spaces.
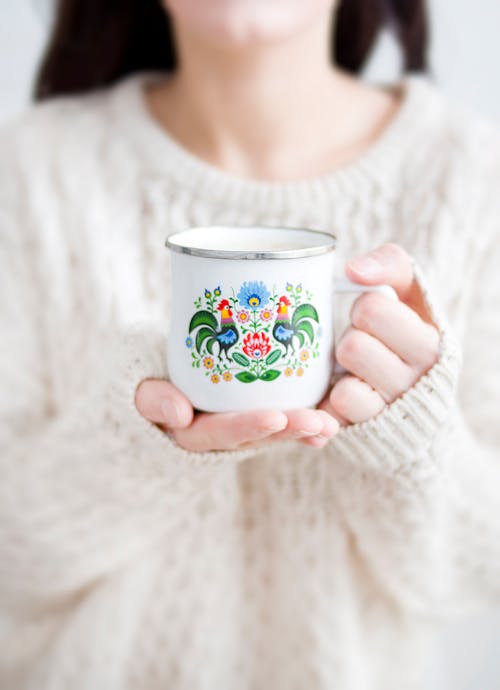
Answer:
xmin=329 ymin=377 xmax=357 ymax=417
xmin=427 ymin=323 xmax=441 ymax=351
xmin=335 ymin=329 xmax=365 ymax=367
xmin=420 ymin=351 xmax=438 ymax=372
xmin=421 ymin=341 xmax=440 ymax=371
xmin=413 ymin=325 xmax=440 ymax=372
xmin=351 ymin=292 xmax=386 ymax=331
xmin=379 ymin=242 xmax=407 ymax=263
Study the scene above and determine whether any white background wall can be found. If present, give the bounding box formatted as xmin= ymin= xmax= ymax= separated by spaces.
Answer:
xmin=1 ymin=1 xmax=499 ymax=688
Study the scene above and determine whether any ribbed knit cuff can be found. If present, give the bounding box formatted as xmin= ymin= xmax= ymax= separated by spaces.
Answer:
xmin=116 ymin=323 xmax=260 ymax=468
xmin=327 ymin=261 xmax=463 ymax=472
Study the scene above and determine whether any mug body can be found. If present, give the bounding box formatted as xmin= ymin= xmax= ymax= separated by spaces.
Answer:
xmin=166 ymin=227 xmax=336 ymax=412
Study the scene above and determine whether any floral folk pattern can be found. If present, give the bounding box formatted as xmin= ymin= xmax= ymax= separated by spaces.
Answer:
xmin=186 ymin=281 xmax=321 ymax=383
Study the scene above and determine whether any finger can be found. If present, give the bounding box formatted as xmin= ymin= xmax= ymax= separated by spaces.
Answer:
xmin=135 ymin=378 xmax=194 ymax=429
xmin=173 ymin=409 xmax=288 ymax=452
xmin=328 ymin=375 xmax=386 ymax=424
xmin=298 ymin=409 xmax=339 ymax=447
xmin=335 ymin=326 xmax=417 ymax=404
xmin=350 ymin=291 xmax=440 ymax=371
xmin=283 ymin=408 xmax=339 ymax=448
xmin=317 ymin=395 xmax=350 ymax=427
xmin=345 ymin=243 xmax=431 ymax=321
xmin=228 ymin=409 xmax=339 ymax=450
xmin=270 ymin=408 xmax=339 ymax=442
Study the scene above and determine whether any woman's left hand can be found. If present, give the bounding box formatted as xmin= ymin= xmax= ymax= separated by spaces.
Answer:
xmin=318 ymin=243 xmax=441 ymax=426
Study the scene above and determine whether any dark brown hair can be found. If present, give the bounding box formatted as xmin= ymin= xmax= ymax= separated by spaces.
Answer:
xmin=34 ymin=0 xmax=428 ymax=101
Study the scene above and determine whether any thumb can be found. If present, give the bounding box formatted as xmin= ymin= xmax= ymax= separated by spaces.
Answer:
xmin=135 ymin=379 xmax=194 ymax=429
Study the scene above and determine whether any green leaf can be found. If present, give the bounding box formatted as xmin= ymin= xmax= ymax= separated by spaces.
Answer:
xmin=235 ymin=371 xmax=258 ymax=383
xmin=189 ymin=310 xmax=217 ymax=332
xmin=292 ymin=303 xmax=319 ymax=326
xmin=195 ymin=326 xmax=215 ymax=352
xmin=232 ymin=351 xmax=250 ymax=367
xmin=259 ymin=369 xmax=281 ymax=382
xmin=265 ymin=349 xmax=281 ymax=365
xmin=297 ymin=320 xmax=314 ymax=343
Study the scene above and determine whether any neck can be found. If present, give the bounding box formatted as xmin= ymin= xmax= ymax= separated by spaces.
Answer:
xmin=147 ymin=8 xmax=400 ymax=180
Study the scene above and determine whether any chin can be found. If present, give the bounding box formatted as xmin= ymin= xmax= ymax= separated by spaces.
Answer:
xmin=164 ymin=0 xmax=334 ymax=48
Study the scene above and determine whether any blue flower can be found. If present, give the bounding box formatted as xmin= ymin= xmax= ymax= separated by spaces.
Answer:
xmin=185 ymin=336 xmax=194 ymax=349
xmin=204 ymin=289 xmax=212 ymax=298
xmin=237 ymin=281 xmax=271 ymax=309
xmin=214 ymin=286 xmax=221 ymax=296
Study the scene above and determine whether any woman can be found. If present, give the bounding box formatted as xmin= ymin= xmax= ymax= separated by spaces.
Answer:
xmin=1 ymin=0 xmax=499 ymax=688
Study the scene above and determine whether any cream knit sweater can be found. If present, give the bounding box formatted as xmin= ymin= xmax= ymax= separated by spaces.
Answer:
xmin=1 ymin=72 xmax=499 ymax=690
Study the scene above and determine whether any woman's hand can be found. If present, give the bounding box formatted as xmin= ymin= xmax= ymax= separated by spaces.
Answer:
xmin=135 ymin=379 xmax=339 ymax=452
xmin=319 ymin=243 xmax=441 ymax=426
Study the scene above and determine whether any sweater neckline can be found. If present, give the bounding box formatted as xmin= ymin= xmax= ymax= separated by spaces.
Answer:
xmin=114 ymin=71 xmax=441 ymax=209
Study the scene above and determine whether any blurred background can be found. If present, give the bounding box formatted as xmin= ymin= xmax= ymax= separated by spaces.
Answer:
xmin=1 ymin=2 xmax=499 ymax=688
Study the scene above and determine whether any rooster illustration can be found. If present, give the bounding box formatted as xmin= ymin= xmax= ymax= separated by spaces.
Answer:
xmin=189 ymin=299 xmax=239 ymax=360
xmin=272 ymin=295 xmax=319 ymax=355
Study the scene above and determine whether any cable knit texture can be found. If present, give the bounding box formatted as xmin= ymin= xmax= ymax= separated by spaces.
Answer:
xmin=1 ymin=73 xmax=499 ymax=690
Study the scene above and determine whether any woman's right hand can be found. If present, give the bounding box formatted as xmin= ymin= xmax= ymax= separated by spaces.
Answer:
xmin=135 ymin=379 xmax=339 ymax=452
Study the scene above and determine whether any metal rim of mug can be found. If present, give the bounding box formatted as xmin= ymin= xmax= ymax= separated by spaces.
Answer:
xmin=165 ymin=225 xmax=337 ymax=260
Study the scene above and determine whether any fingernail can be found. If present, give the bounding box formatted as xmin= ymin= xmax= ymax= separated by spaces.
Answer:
xmin=260 ymin=413 xmax=288 ymax=434
xmin=256 ymin=422 xmax=287 ymax=436
xmin=294 ymin=429 xmax=318 ymax=438
xmin=347 ymin=255 xmax=383 ymax=277
xmin=160 ymin=399 xmax=182 ymax=427
xmin=264 ymin=424 xmax=287 ymax=434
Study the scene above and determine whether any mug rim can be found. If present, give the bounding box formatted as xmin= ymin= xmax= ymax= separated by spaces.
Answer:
xmin=165 ymin=225 xmax=337 ymax=260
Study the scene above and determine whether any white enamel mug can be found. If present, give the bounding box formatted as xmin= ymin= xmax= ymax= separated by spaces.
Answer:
xmin=165 ymin=226 xmax=396 ymax=413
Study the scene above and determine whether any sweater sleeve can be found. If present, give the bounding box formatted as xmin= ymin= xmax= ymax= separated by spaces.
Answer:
xmin=326 ymin=242 xmax=500 ymax=618
xmin=0 ymin=147 xmax=259 ymax=613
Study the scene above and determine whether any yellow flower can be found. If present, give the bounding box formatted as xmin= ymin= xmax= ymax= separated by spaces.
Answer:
xmin=299 ymin=349 xmax=310 ymax=362
xmin=203 ymin=356 xmax=214 ymax=369
xmin=211 ymin=374 xmax=220 ymax=384
xmin=296 ymin=367 xmax=304 ymax=377
xmin=284 ymin=367 xmax=293 ymax=377
xmin=223 ymin=371 xmax=232 ymax=381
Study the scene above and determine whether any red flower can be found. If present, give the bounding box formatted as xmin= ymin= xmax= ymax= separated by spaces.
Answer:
xmin=242 ymin=332 xmax=271 ymax=359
